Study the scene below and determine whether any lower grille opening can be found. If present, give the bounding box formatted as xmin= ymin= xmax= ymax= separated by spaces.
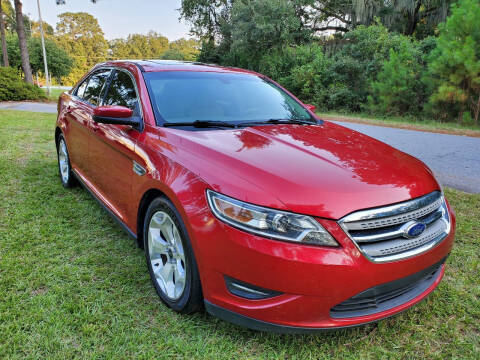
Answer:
xmin=330 ymin=258 xmax=446 ymax=318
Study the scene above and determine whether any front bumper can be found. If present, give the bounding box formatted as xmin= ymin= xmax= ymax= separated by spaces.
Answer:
xmin=188 ymin=200 xmax=456 ymax=332
xmin=204 ymin=259 xmax=446 ymax=333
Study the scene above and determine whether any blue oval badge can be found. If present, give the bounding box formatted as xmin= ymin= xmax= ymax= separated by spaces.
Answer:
xmin=403 ymin=221 xmax=427 ymax=239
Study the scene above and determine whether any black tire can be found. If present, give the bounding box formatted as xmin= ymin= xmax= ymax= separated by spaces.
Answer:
xmin=143 ymin=196 xmax=203 ymax=314
xmin=56 ymin=134 xmax=76 ymax=188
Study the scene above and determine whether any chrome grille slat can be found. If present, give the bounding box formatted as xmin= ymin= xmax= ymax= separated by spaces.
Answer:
xmin=344 ymin=197 xmax=442 ymax=230
xmin=339 ymin=191 xmax=451 ymax=263
xmin=351 ymin=209 xmax=444 ymax=243
xmin=361 ymin=221 xmax=447 ymax=257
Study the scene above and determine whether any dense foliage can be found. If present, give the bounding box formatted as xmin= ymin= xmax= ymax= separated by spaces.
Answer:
xmin=0 ymin=66 xmax=45 ymax=100
xmin=54 ymin=12 xmax=109 ymax=85
xmin=109 ymin=34 xmax=199 ymax=61
xmin=180 ymin=0 xmax=453 ymax=38
xmin=6 ymin=34 xmax=73 ymax=81
xmin=1 ymin=0 xmax=478 ymax=126
xmin=189 ymin=0 xmax=480 ymax=125
xmin=427 ymin=0 xmax=480 ymax=125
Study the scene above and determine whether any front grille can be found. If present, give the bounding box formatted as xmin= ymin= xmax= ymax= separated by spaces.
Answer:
xmin=330 ymin=258 xmax=445 ymax=318
xmin=339 ymin=191 xmax=451 ymax=262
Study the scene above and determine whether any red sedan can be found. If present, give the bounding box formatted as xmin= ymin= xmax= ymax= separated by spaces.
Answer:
xmin=55 ymin=60 xmax=455 ymax=333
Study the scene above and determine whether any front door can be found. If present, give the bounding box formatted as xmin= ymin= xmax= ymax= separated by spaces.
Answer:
xmin=88 ymin=69 xmax=142 ymax=225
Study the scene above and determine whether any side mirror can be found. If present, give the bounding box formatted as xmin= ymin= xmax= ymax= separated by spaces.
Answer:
xmin=305 ymin=104 xmax=317 ymax=113
xmin=93 ymin=105 xmax=141 ymax=128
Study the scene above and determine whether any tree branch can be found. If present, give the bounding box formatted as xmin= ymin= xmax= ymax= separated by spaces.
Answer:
xmin=312 ymin=6 xmax=352 ymax=25
xmin=313 ymin=25 xmax=349 ymax=32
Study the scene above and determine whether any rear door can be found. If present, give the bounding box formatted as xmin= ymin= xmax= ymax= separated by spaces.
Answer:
xmin=88 ymin=69 xmax=143 ymax=224
xmin=65 ymin=69 xmax=111 ymax=178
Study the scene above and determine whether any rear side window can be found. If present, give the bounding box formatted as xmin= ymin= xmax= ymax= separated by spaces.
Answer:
xmin=75 ymin=79 xmax=88 ymax=99
xmin=82 ymin=69 xmax=111 ymax=106
xmin=104 ymin=70 xmax=138 ymax=110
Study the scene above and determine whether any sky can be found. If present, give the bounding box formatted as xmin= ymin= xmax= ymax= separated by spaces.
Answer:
xmin=22 ymin=0 xmax=192 ymax=41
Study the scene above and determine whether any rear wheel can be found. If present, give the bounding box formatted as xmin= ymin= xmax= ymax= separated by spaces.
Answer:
xmin=144 ymin=197 xmax=203 ymax=313
xmin=57 ymin=134 xmax=76 ymax=188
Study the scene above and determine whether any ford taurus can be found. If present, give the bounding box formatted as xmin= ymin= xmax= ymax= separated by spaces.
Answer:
xmin=55 ymin=60 xmax=456 ymax=333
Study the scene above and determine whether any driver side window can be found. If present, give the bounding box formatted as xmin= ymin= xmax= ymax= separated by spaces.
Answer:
xmin=104 ymin=70 xmax=139 ymax=111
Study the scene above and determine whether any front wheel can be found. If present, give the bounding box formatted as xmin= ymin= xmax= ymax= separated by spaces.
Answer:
xmin=57 ymin=134 xmax=76 ymax=188
xmin=144 ymin=197 xmax=203 ymax=313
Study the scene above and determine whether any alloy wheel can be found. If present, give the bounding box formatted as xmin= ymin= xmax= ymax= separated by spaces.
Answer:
xmin=58 ymin=139 xmax=69 ymax=183
xmin=147 ymin=211 xmax=187 ymax=300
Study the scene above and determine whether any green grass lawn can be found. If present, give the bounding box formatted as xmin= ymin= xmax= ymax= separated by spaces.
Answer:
xmin=318 ymin=111 xmax=480 ymax=137
xmin=0 ymin=109 xmax=478 ymax=359
xmin=42 ymin=88 xmax=68 ymax=103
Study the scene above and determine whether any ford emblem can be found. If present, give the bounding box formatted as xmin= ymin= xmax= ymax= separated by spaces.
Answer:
xmin=402 ymin=221 xmax=427 ymax=239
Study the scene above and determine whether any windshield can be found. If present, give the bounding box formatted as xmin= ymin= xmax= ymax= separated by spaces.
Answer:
xmin=143 ymin=71 xmax=313 ymax=125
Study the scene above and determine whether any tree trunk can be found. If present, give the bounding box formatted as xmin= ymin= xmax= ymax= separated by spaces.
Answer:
xmin=406 ymin=1 xmax=422 ymax=36
xmin=473 ymin=93 xmax=480 ymax=127
xmin=0 ymin=0 xmax=9 ymax=67
xmin=14 ymin=0 xmax=33 ymax=83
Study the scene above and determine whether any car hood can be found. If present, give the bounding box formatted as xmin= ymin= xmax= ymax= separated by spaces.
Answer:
xmin=165 ymin=121 xmax=439 ymax=219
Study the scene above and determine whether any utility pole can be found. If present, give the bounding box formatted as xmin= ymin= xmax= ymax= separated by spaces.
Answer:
xmin=36 ymin=0 xmax=50 ymax=95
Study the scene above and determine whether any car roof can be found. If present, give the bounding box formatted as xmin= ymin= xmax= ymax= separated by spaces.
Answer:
xmin=100 ymin=59 xmax=261 ymax=76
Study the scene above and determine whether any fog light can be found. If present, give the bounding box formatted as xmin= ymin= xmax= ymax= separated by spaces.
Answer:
xmin=224 ymin=276 xmax=282 ymax=300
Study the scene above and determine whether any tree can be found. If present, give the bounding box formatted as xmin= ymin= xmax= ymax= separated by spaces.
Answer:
xmin=5 ymin=33 xmax=73 ymax=81
xmin=351 ymin=0 xmax=452 ymax=36
xmin=227 ymin=0 xmax=306 ymax=69
xmin=0 ymin=0 xmax=9 ymax=66
xmin=109 ymin=32 xmax=169 ymax=59
xmin=1 ymin=0 xmax=17 ymax=34
xmin=427 ymin=0 xmax=480 ymax=124
xmin=180 ymin=0 xmax=233 ymax=40
xmin=160 ymin=48 xmax=186 ymax=60
xmin=168 ymin=38 xmax=200 ymax=61
xmin=297 ymin=0 xmax=354 ymax=33
xmin=181 ymin=0 xmax=453 ymax=40
xmin=31 ymin=20 xmax=54 ymax=37
xmin=55 ymin=12 xmax=108 ymax=84
xmin=13 ymin=0 xmax=32 ymax=83
xmin=28 ymin=36 xmax=73 ymax=80
xmin=369 ymin=41 xmax=424 ymax=115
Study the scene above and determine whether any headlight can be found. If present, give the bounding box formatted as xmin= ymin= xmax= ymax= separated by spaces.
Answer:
xmin=440 ymin=195 xmax=452 ymax=233
xmin=206 ymin=190 xmax=338 ymax=246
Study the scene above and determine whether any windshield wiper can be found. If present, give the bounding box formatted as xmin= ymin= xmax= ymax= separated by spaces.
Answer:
xmin=163 ymin=120 xmax=237 ymax=128
xmin=266 ymin=118 xmax=316 ymax=125
xmin=239 ymin=118 xmax=316 ymax=126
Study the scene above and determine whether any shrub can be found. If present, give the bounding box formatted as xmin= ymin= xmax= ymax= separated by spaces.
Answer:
xmin=256 ymin=44 xmax=330 ymax=106
xmin=0 ymin=67 xmax=47 ymax=101
xmin=426 ymin=0 xmax=480 ymax=125
xmin=320 ymin=24 xmax=417 ymax=112
xmin=369 ymin=41 xmax=425 ymax=115
xmin=322 ymin=55 xmax=365 ymax=111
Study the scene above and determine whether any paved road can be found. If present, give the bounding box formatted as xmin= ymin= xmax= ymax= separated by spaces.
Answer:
xmin=0 ymin=101 xmax=57 ymax=113
xmin=1 ymin=102 xmax=478 ymax=193
xmin=335 ymin=121 xmax=480 ymax=194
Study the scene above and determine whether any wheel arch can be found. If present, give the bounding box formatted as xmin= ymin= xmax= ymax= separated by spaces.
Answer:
xmin=55 ymin=127 xmax=62 ymax=149
xmin=136 ymin=188 xmax=168 ymax=248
